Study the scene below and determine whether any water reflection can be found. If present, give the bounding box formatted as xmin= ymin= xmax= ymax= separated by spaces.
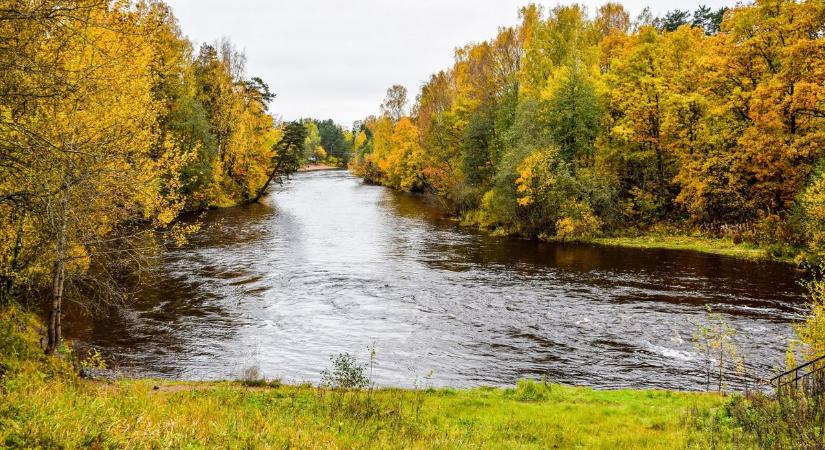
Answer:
xmin=65 ymin=170 xmax=807 ymax=390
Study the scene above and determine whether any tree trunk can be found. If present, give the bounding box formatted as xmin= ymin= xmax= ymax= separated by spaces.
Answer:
xmin=252 ymin=158 xmax=283 ymax=203
xmin=0 ymin=212 xmax=23 ymax=304
xmin=45 ymin=254 xmax=65 ymax=355
xmin=45 ymin=191 xmax=68 ymax=355
xmin=718 ymin=346 xmax=724 ymax=393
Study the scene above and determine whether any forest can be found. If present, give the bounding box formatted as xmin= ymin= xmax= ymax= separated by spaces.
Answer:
xmin=3 ymin=0 xmax=825 ymax=448
xmin=0 ymin=0 xmax=311 ymax=352
xmin=350 ymin=0 xmax=825 ymax=264
xmin=0 ymin=0 xmax=370 ymax=355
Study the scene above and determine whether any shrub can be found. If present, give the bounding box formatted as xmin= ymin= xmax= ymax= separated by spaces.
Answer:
xmin=320 ymin=353 xmax=368 ymax=389
xmin=726 ymin=392 xmax=825 ymax=450
xmin=794 ymin=268 xmax=825 ymax=361
xmin=624 ymin=186 xmax=660 ymax=225
xmin=798 ymin=167 xmax=825 ymax=263
xmin=691 ymin=306 xmax=744 ymax=392
xmin=556 ymin=201 xmax=602 ymax=240
xmin=79 ymin=348 xmax=106 ymax=370
xmin=513 ymin=379 xmax=547 ymax=402
xmin=238 ymin=365 xmax=272 ymax=387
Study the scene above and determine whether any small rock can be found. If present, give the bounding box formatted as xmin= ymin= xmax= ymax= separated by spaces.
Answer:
xmin=78 ymin=367 xmax=121 ymax=381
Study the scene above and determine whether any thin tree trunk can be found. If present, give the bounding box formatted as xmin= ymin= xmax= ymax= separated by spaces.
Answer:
xmin=45 ymin=191 xmax=68 ymax=355
xmin=252 ymin=158 xmax=283 ymax=203
xmin=706 ymin=348 xmax=711 ymax=392
xmin=718 ymin=345 xmax=724 ymax=393
xmin=0 ymin=212 xmax=23 ymax=304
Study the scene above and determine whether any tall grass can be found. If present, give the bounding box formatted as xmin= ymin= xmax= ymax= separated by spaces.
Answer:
xmin=2 ymin=377 xmax=729 ymax=448
xmin=1 ymin=305 xmax=730 ymax=448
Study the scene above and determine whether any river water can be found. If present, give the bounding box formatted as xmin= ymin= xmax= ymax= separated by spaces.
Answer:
xmin=67 ymin=170 xmax=808 ymax=390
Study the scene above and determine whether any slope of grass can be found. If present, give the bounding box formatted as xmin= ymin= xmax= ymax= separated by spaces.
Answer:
xmin=1 ymin=377 xmax=730 ymax=449
xmin=0 ymin=305 xmax=733 ymax=448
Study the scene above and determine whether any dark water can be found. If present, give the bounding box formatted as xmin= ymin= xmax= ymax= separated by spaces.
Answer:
xmin=66 ymin=170 xmax=808 ymax=390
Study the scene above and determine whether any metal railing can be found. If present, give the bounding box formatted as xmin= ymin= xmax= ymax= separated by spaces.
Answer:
xmin=770 ymin=354 xmax=825 ymax=397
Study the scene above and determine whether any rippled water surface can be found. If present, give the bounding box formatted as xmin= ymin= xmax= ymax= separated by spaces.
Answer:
xmin=67 ymin=170 xmax=807 ymax=390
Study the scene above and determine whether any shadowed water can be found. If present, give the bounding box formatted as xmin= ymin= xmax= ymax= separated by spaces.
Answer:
xmin=66 ymin=170 xmax=807 ymax=390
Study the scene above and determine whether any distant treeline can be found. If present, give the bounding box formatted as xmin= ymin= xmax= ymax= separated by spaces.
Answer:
xmin=0 ymin=1 xmax=303 ymax=351
xmin=350 ymin=1 xmax=825 ymax=263
xmin=298 ymin=118 xmax=361 ymax=167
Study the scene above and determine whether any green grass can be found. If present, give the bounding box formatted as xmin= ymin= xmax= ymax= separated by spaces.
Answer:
xmin=590 ymin=234 xmax=795 ymax=264
xmin=463 ymin=210 xmax=800 ymax=264
xmin=1 ymin=376 xmax=729 ymax=449
xmin=0 ymin=306 xmax=735 ymax=448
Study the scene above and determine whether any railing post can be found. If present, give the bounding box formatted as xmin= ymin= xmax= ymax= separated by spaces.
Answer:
xmin=771 ymin=355 xmax=825 ymax=398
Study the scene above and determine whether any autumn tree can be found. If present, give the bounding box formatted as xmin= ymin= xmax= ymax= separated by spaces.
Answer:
xmin=596 ymin=2 xmax=630 ymax=36
xmin=677 ymin=0 xmax=825 ymax=224
xmin=0 ymin=0 xmax=284 ymax=351
xmin=302 ymin=120 xmax=323 ymax=161
xmin=0 ymin=1 xmax=193 ymax=353
xmin=353 ymin=0 xmax=825 ymax=258
xmin=380 ymin=85 xmax=408 ymax=122
xmin=798 ymin=167 xmax=825 ymax=263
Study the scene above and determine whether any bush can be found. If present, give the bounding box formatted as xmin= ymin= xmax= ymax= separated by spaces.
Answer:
xmin=79 ymin=348 xmax=106 ymax=370
xmin=320 ymin=353 xmax=369 ymax=389
xmin=623 ymin=186 xmax=661 ymax=225
xmin=795 ymin=269 xmax=825 ymax=361
xmin=513 ymin=379 xmax=547 ymax=402
xmin=556 ymin=201 xmax=602 ymax=241
xmin=727 ymin=392 xmax=825 ymax=449
xmin=798 ymin=166 xmax=825 ymax=262
xmin=237 ymin=365 xmax=281 ymax=388
xmin=0 ymin=304 xmax=74 ymax=383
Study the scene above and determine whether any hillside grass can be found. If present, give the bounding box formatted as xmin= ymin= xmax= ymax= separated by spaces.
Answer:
xmin=0 ymin=305 xmax=736 ymax=449
xmin=2 ymin=378 xmax=730 ymax=449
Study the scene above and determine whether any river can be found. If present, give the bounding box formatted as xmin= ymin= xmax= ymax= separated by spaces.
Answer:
xmin=66 ymin=170 xmax=807 ymax=390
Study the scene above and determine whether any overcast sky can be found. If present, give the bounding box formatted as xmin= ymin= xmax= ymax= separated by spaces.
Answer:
xmin=165 ymin=0 xmax=738 ymax=127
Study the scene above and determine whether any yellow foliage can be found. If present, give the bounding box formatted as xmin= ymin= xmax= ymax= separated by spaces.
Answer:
xmin=364 ymin=116 xmax=425 ymax=191
xmin=515 ymin=148 xmax=558 ymax=209
xmin=0 ymin=1 xmax=278 ymax=333
xmin=556 ymin=202 xmax=603 ymax=241
xmin=795 ymin=273 xmax=825 ymax=361
xmin=800 ymin=170 xmax=825 ymax=262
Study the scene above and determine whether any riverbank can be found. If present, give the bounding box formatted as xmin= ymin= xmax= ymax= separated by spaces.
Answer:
xmin=587 ymin=234 xmax=798 ymax=265
xmin=299 ymin=163 xmax=342 ymax=172
xmin=2 ymin=378 xmax=729 ymax=448
xmin=0 ymin=304 xmax=734 ymax=448
xmin=460 ymin=211 xmax=800 ymax=265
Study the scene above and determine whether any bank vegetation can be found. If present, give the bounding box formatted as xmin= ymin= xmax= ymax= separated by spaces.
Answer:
xmin=350 ymin=0 xmax=825 ymax=266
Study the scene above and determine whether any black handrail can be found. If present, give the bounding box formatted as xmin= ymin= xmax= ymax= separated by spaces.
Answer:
xmin=770 ymin=354 xmax=825 ymax=384
xmin=770 ymin=354 xmax=825 ymax=397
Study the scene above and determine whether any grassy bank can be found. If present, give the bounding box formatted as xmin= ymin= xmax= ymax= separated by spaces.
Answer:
xmin=0 ymin=306 xmax=737 ymax=448
xmin=589 ymin=234 xmax=793 ymax=264
xmin=299 ymin=163 xmax=342 ymax=172
xmin=2 ymin=378 xmax=729 ymax=448
xmin=460 ymin=209 xmax=800 ymax=265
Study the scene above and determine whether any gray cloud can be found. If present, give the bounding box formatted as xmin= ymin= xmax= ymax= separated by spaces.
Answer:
xmin=166 ymin=0 xmax=736 ymax=126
